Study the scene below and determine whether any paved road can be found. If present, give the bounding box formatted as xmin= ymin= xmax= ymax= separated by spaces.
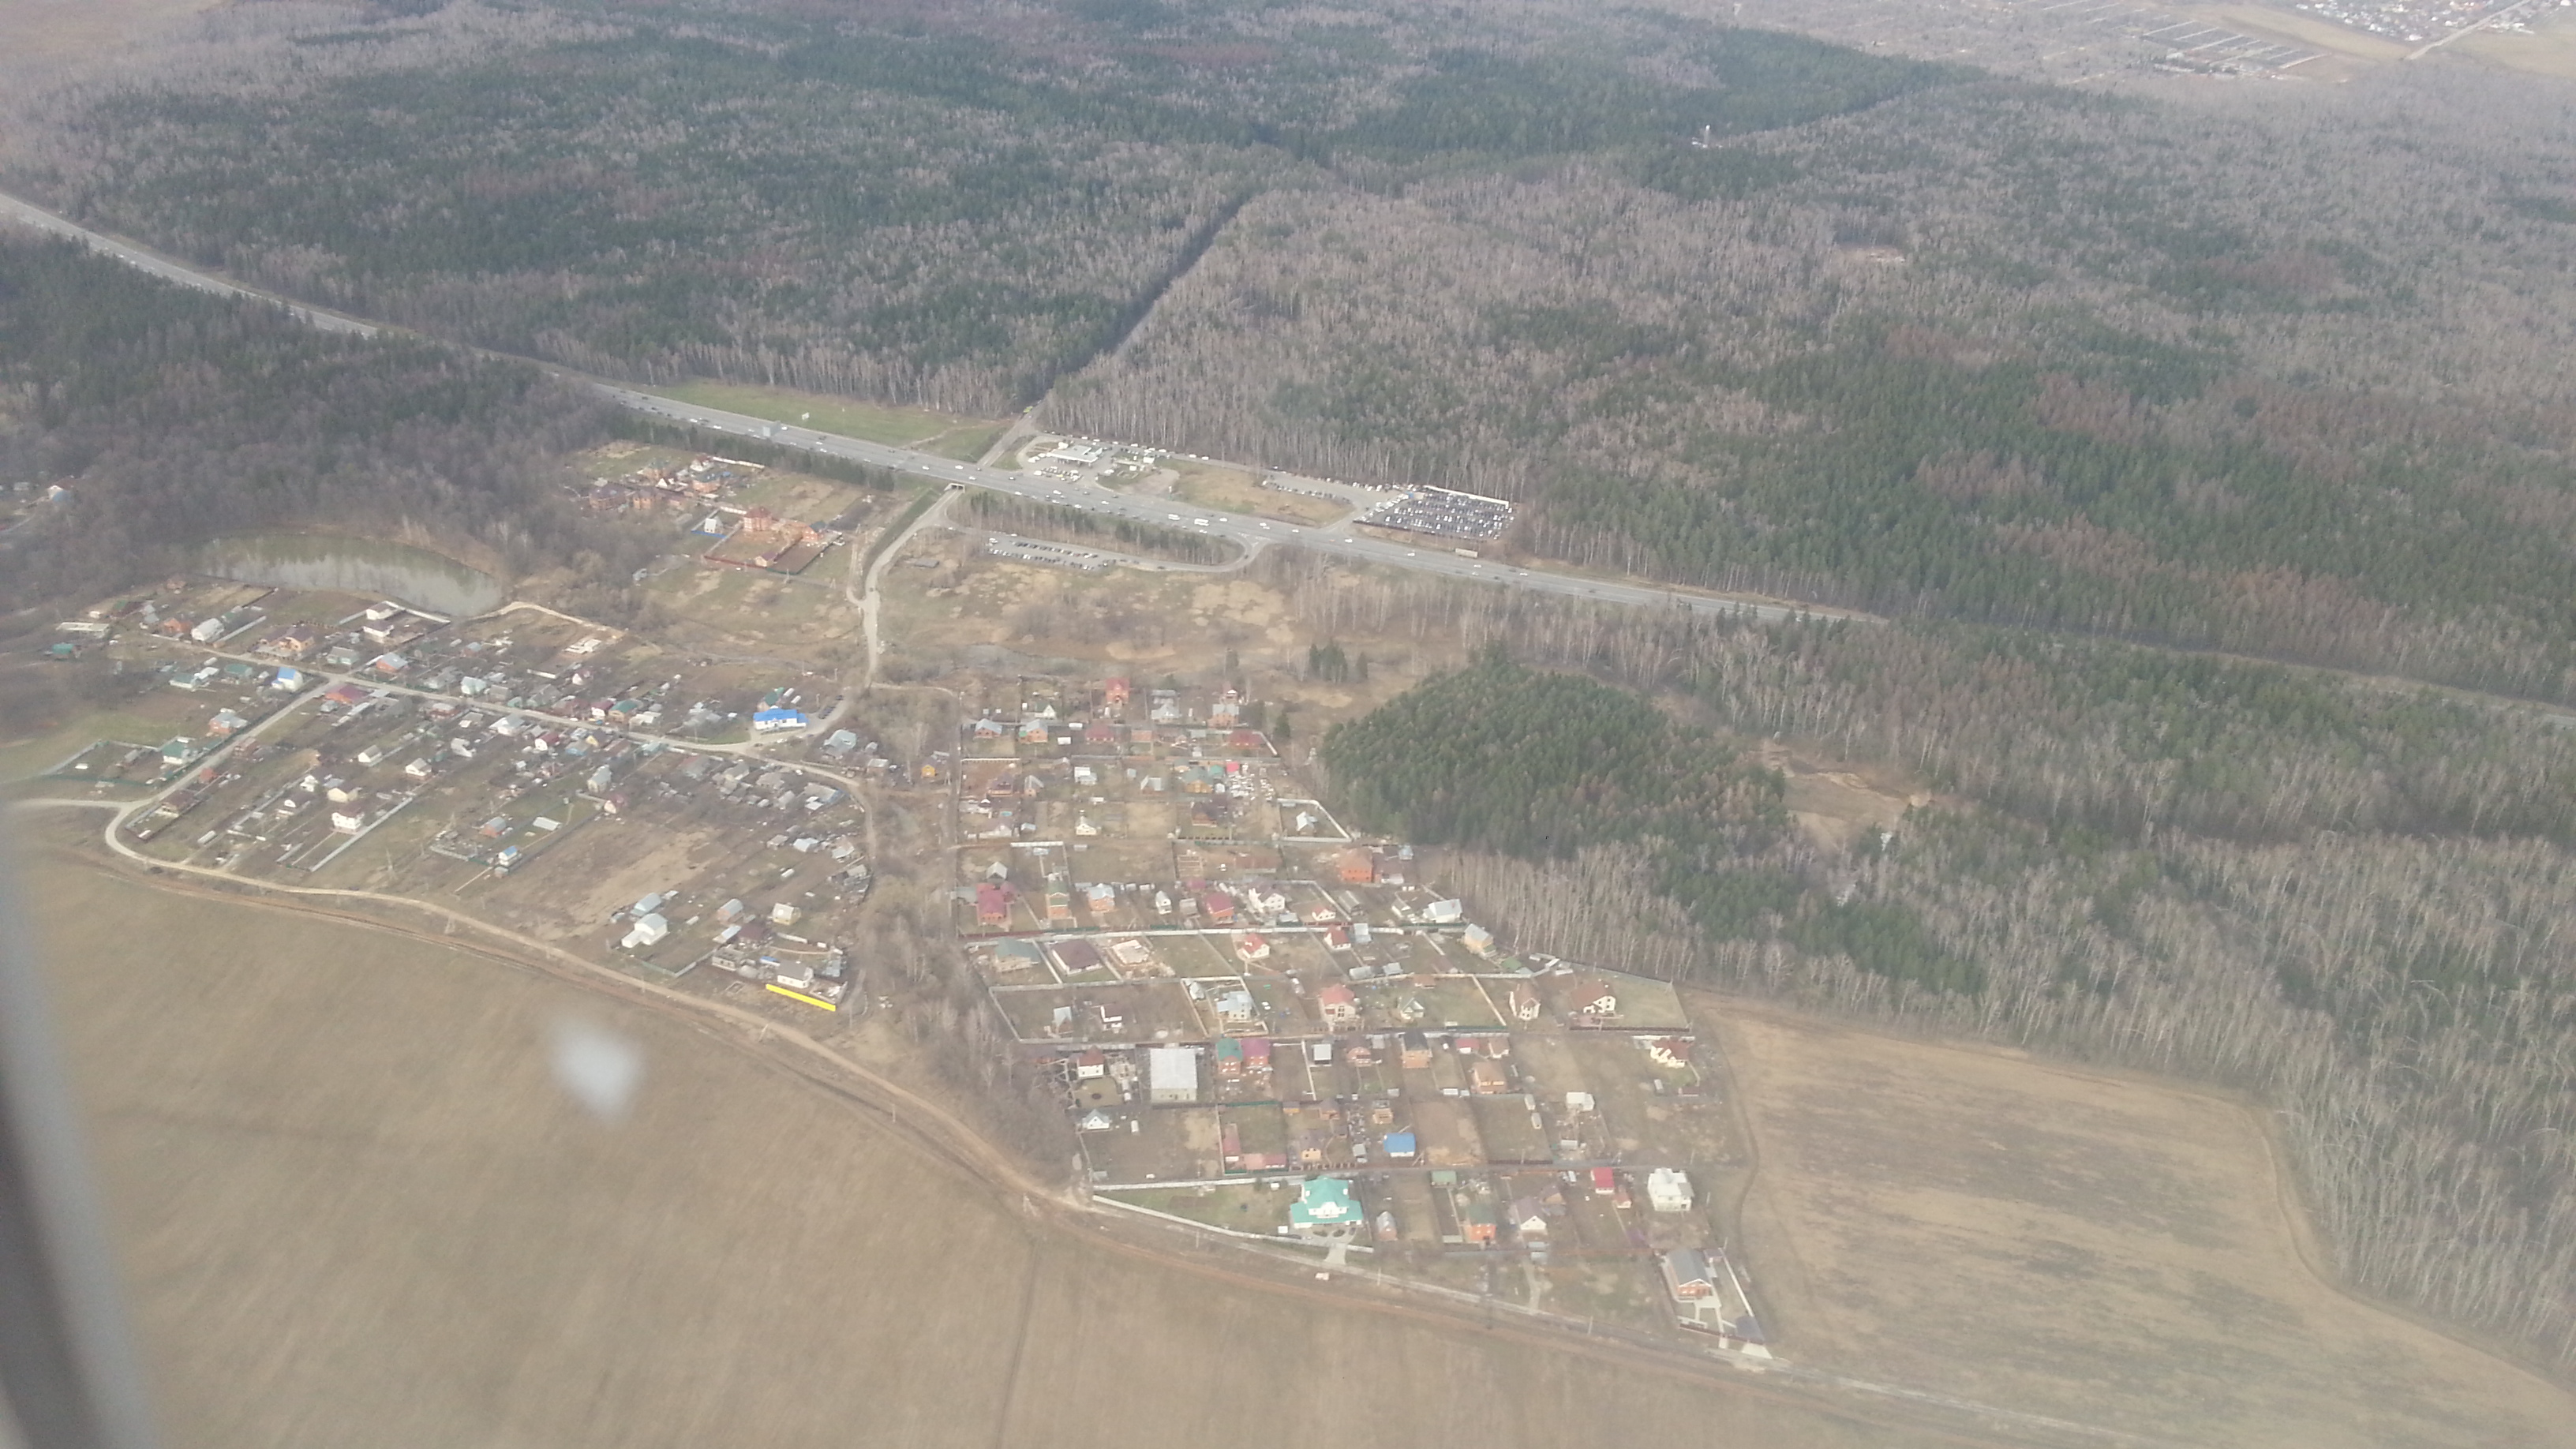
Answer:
xmin=0 ymin=184 xmax=1850 ymax=628
xmin=593 ymin=380 xmax=1851 ymax=623
xmin=19 ymin=182 xmax=2574 ymax=737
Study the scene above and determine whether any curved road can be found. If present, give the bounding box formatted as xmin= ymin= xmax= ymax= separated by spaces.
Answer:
xmin=0 ymin=186 xmax=1851 ymax=628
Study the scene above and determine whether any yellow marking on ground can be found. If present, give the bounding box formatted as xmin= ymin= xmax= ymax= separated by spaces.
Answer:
xmin=766 ymin=983 xmax=840 ymax=1011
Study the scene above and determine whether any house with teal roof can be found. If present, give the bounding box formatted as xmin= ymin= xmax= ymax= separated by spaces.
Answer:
xmin=1288 ymin=1177 xmax=1361 ymax=1234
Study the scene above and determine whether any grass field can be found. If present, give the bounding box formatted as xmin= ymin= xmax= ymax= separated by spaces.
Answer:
xmin=1709 ymin=998 xmax=2576 ymax=1449
xmin=2453 ymin=6 xmax=2576 ymax=77
xmin=27 ymin=856 xmax=1914 ymax=1449
xmin=1166 ymin=461 xmax=1350 ymax=526
xmin=648 ymin=381 xmax=1006 ymax=460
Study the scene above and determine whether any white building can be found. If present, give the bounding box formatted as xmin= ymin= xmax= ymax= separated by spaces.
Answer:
xmin=622 ymin=912 xmax=670 ymax=949
xmin=1145 ymin=1046 xmax=1200 ymax=1105
xmin=1647 ymin=1167 xmax=1694 ymax=1214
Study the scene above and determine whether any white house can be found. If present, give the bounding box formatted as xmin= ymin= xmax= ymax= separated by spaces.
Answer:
xmin=1647 ymin=1167 xmax=1694 ymax=1214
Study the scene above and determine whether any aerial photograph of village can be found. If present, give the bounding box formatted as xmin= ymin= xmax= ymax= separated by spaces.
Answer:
xmin=8 ymin=0 xmax=2576 ymax=1445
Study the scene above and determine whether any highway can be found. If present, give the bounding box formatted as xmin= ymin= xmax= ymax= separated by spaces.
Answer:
xmin=26 ymin=180 xmax=2570 ymax=743
xmin=0 ymin=184 xmax=1851 ymax=629
xmin=595 ymin=380 xmax=1849 ymax=623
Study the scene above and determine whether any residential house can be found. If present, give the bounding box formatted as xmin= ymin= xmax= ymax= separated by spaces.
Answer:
xmin=1287 ymin=1178 xmax=1361 ymax=1234
xmin=1234 ymin=932 xmax=1271 ymax=964
xmin=1399 ymin=1031 xmax=1433 ymax=1069
xmin=1200 ymin=889 xmax=1236 ymax=925
xmin=1462 ymin=1196 xmax=1498 ymax=1246
xmin=1510 ymin=1198 xmax=1549 ymax=1241
xmin=1573 ymin=979 xmax=1619 ymax=1020
xmin=1213 ymin=1035 xmax=1245 ymax=1081
xmin=1317 ymin=983 xmax=1361 ymax=1030
xmin=1647 ymin=1167 xmax=1694 ymax=1213
xmin=1337 ymin=847 xmax=1376 ymax=884
xmin=255 ymin=623 xmax=316 ymax=659
xmin=1661 ymin=1249 xmax=1718 ymax=1301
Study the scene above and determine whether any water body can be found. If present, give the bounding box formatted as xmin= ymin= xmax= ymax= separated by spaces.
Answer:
xmin=193 ymin=532 xmax=506 ymax=617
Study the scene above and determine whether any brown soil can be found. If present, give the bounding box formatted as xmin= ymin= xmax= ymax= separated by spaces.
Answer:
xmin=31 ymin=855 xmax=1945 ymax=1449
xmin=1706 ymin=996 xmax=2576 ymax=1448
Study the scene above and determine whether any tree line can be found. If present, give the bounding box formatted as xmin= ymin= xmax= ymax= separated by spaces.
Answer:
xmin=1279 ymin=545 xmax=2576 ymax=1372
xmin=0 ymin=233 xmax=625 ymax=612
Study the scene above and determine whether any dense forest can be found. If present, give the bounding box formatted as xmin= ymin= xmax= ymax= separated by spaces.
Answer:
xmin=17 ymin=2 xmax=2574 ymax=696
xmin=0 ymin=234 xmax=618 ymax=611
xmin=0 ymin=2 xmax=1958 ymax=403
xmin=1286 ymin=544 xmax=2576 ymax=1375
xmin=1056 ymin=66 xmax=2576 ymax=702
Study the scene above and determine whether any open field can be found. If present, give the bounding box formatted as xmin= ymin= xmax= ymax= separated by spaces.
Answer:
xmin=646 ymin=380 xmax=1005 ymax=460
xmin=1166 ymin=461 xmax=1350 ymax=527
xmin=1709 ymin=998 xmax=2576 ymax=1449
xmin=27 ymin=854 xmax=1922 ymax=1449
xmin=642 ymin=556 xmax=861 ymax=658
xmin=0 ymin=0 xmax=211 ymax=74
xmin=2453 ymin=6 xmax=2576 ymax=76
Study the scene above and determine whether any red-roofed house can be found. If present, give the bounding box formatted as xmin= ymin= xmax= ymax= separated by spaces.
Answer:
xmin=1318 ymin=983 xmax=1361 ymax=1029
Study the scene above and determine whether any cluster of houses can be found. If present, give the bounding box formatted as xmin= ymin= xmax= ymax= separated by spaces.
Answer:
xmin=582 ymin=453 xmax=762 ymax=514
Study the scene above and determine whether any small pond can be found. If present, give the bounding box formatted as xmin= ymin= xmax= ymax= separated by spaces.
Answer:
xmin=193 ymin=533 xmax=506 ymax=617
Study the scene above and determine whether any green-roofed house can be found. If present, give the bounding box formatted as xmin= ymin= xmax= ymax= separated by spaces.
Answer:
xmin=1288 ymin=1177 xmax=1361 ymax=1234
